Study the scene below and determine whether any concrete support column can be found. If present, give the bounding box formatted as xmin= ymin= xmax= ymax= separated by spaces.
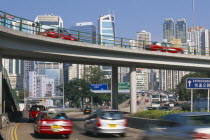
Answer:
xmin=0 ymin=56 xmax=2 ymax=114
xmin=111 ymin=66 xmax=118 ymax=109
xmin=130 ymin=66 xmax=137 ymax=114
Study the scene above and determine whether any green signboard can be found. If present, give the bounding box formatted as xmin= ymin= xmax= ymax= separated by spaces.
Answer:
xmin=118 ymin=82 xmax=130 ymax=90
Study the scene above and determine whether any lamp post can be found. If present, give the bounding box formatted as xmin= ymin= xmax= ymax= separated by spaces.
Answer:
xmin=62 ymin=63 xmax=65 ymax=107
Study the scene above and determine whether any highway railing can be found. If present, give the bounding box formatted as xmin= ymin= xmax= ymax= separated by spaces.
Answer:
xmin=2 ymin=68 xmax=20 ymax=111
xmin=0 ymin=10 xmax=208 ymax=56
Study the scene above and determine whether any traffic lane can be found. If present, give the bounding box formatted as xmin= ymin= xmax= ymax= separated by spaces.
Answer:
xmin=16 ymin=121 xmax=142 ymax=140
xmin=71 ymin=118 xmax=141 ymax=140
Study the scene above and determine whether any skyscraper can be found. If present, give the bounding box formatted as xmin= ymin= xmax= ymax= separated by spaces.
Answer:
xmin=32 ymin=15 xmax=64 ymax=96
xmin=187 ymin=26 xmax=205 ymax=55
xmin=2 ymin=59 xmax=24 ymax=90
xmin=163 ymin=18 xmax=174 ymax=42
xmin=70 ymin=22 xmax=96 ymax=44
xmin=98 ymin=14 xmax=116 ymax=79
xmin=137 ymin=30 xmax=151 ymax=48
xmin=98 ymin=14 xmax=115 ymax=46
xmin=175 ymin=19 xmax=187 ymax=43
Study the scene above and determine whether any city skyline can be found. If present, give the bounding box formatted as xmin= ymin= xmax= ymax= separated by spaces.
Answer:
xmin=1 ymin=0 xmax=210 ymax=42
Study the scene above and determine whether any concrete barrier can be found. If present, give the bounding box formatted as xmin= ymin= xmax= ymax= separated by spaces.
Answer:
xmin=127 ymin=117 xmax=178 ymax=130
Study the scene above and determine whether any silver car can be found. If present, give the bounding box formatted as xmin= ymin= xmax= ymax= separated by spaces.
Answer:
xmin=142 ymin=112 xmax=210 ymax=140
xmin=84 ymin=109 xmax=127 ymax=137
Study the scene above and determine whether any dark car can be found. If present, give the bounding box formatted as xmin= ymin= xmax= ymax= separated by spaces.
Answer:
xmin=159 ymin=106 xmax=170 ymax=111
xmin=40 ymin=28 xmax=78 ymax=41
xmin=29 ymin=105 xmax=46 ymax=121
xmin=84 ymin=108 xmax=92 ymax=115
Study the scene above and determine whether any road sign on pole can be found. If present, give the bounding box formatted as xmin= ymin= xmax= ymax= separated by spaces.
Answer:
xmin=89 ymin=84 xmax=108 ymax=90
xmin=186 ymin=78 xmax=210 ymax=89
xmin=118 ymin=82 xmax=130 ymax=90
xmin=186 ymin=78 xmax=210 ymax=112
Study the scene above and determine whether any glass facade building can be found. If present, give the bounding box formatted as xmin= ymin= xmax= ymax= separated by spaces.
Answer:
xmin=98 ymin=14 xmax=115 ymax=46
xmin=70 ymin=22 xmax=96 ymax=44
xmin=175 ymin=19 xmax=187 ymax=43
xmin=163 ymin=18 xmax=174 ymax=42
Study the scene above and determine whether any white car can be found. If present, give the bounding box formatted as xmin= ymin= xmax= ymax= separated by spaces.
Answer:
xmin=142 ymin=112 xmax=210 ymax=140
xmin=84 ymin=109 xmax=127 ymax=137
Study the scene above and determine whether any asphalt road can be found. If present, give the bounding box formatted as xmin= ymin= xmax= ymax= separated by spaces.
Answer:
xmin=12 ymin=112 xmax=143 ymax=140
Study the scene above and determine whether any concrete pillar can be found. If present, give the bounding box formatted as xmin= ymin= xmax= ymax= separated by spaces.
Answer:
xmin=0 ymin=56 xmax=2 ymax=114
xmin=130 ymin=66 xmax=137 ymax=114
xmin=111 ymin=66 xmax=118 ymax=109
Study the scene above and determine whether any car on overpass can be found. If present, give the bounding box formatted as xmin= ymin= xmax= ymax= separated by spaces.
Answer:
xmin=145 ymin=42 xmax=184 ymax=54
xmin=142 ymin=112 xmax=210 ymax=140
xmin=40 ymin=28 xmax=78 ymax=41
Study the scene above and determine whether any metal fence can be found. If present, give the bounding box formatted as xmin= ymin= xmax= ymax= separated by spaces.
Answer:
xmin=0 ymin=10 xmax=208 ymax=55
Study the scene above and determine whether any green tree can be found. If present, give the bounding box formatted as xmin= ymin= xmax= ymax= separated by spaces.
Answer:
xmin=57 ymin=79 xmax=92 ymax=109
xmin=176 ymin=72 xmax=210 ymax=101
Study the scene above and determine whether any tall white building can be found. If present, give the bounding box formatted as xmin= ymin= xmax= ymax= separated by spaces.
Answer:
xmin=29 ymin=71 xmax=54 ymax=97
xmin=2 ymin=59 xmax=24 ymax=90
xmin=33 ymin=15 xmax=64 ymax=96
xmin=187 ymin=26 xmax=205 ymax=55
xmin=136 ymin=69 xmax=149 ymax=90
xmin=137 ymin=30 xmax=152 ymax=48
xmin=98 ymin=14 xmax=116 ymax=79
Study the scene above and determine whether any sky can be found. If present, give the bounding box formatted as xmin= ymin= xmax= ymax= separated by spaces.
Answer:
xmin=1 ymin=0 xmax=210 ymax=42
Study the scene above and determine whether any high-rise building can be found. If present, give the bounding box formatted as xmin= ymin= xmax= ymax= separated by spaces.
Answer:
xmin=163 ymin=18 xmax=175 ymax=42
xmin=33 ymin=15 xmax=64 ymax=96
xmin=136 ymin=69 xmax=149 ymax=90
xmin=2 ymin=59 xmax=24 ymax=90
xmin=98 ymin=14 xmax=115 ymax=46
xmin=159 ymin=70 xmax=186 ymax=90
xmin=35 ymin=62 xmax=62 ymax=96
xmin=28 ymin=71 xmax=54 ymax=97
xmin=70 ymin=22 xmax=96 ymax=44
xmin=175 ymin=19 xmax=187 ymax=43
xmin=98 ymin=14 xmax=116 ymax=79
xmin=34 ymin=15 xmax=63 ymax=29
xmin=187 ymin=26 xmax=205 ymax=55
xmin=137 ymin=30 xmax=152 ymax=48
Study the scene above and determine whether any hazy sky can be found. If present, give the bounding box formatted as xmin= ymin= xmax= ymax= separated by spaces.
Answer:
xmin=1 ymin=0 xmax=210 ymax=41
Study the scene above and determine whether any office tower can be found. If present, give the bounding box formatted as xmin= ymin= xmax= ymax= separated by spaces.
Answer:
xmin=163 ymin=18 xmax=174 ymax=42
xmin=98 ymin=14 xmax=115 ymax=46
xmin=187 ymin=26 xmax=205 ymax=55
xmin=35 ymin=62 xmax=62 ymax=96
xmin=136 ymin=69 xmax=149 ymax=90
xmin=70 ymin=22 xmax=96 ymax=44
xmin=175 ymin=19 xmax=187 ymax=43
xmin=2 ymin=59 xmax=24 ymax=90
xmin=33 ymin=15 xmax=64 ymax=96
xmin=34 ymin=15 xmax=63 ymax=29
xmin=137 ymin=30 xmax=152 ymax=48
xmin=98 ymin=14 xmax=115 ymax=79
xmin=28 ymin=71 xmax=54 ymax=97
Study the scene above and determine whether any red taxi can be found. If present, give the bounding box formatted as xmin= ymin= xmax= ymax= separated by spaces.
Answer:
xmin=34 ymin=111 xmax=73 ymax=138
xmin=145 ymin=42 xmax=184 ymax=54
xmin=40 ymin=28 xmax=78 ymax=41
xmin=29 ymin=105 xmax=46 ymax=121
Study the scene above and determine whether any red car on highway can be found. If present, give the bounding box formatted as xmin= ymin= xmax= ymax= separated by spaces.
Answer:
xmin=34 ymin=111 xmax=73 ymax=138
xmin=40 ymin=28 xmax=78 ymax=41
xmin=29 ymin=105 xmax=46 ymax=121
xmin=145 ymin=42 xmax=184 ymax=53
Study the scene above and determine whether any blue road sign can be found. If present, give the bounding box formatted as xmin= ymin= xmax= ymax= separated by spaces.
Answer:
xmin=89 ymin=84 xmax=108 ymax=90
xmin=186 ymin=78 xmax=210 ymax=89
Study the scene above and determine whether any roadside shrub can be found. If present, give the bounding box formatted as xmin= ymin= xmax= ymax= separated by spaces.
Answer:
xmin=133 ymin=110 xmax=188 ymax=119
